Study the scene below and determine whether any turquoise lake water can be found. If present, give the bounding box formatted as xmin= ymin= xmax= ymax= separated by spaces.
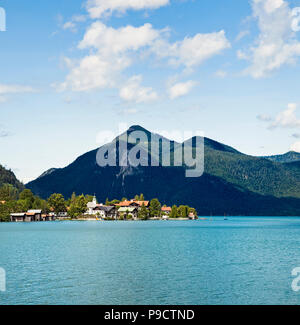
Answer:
xmin=1 ymin=218 xmax=300 ymax=305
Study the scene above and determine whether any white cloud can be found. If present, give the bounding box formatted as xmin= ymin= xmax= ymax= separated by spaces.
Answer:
xmin=59 ymin=23 xmax=161 ymax=93
xmin=119 ymin=75 xmax=158 ymax=103
xmin=239 ymin=0 xmax=300 ymax=78
xmin=168 ymin=80 xmax=196 ymax=99
xmin=0 ymin=84 xmax=35 ymax=104
xmin=86 ymin=0 xmax=170 ymax=19
xmin=58 ymin=8 xmax=230 ymax=101
xmin=58 ymin=55 xmax=129 ymax=92
xmin=235 ymin=30 xmax=250 ymax=42
xmin=79 ymin=22 xmax=160 ymax=54
xmin=291 ymin=141 xmax=300 ymax=152
xmin=154 ymin=30 xmax=231 ymax=69
xmin=270 ymin=103 xmax=300 ymax=128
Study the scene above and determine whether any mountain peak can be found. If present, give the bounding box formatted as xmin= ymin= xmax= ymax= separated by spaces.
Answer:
xmin=127 ymin=125 xmax=150 ymax=133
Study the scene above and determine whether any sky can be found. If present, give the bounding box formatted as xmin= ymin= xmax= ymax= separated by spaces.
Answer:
xmin=1 ymin=0 xmax=300 ymax=183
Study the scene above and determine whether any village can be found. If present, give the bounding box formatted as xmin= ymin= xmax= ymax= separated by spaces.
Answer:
xmin=9 ymin=196 xmax=198 ymax=222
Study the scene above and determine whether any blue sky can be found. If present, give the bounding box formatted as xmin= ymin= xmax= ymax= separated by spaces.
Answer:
xmin=1 ymin=0 xmax=300 ymax=183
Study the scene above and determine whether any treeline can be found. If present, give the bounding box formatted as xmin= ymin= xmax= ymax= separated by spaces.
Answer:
xmin=169 ymin=205 xmax=197 ymax=219
xmin=0 ymin=183 xmax=95 ymax=221
xmin=0 ymin=184 xmax=198 ymax=222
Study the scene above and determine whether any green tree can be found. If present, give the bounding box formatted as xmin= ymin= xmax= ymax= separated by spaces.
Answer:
xmin=48 ymin=193 xmax=66 ymax=215
xmin=150 ymin=198 xmax=161 ymax=218
xmin=134 ymin=195 xmax=139 ymax=201
xmin=105 ymin=198 xmax=110 ymax=205
xmin=139 ymin=194 xmax=145 ymax=201
xmin=69 ymin=194 xmax=86 ymax=219
xmin=178 ymin=205 xmax=189 ymax=218
xmin=0 ymin=184 xmax=19 ymax=201
xmin=85 ymin=194 xmax=94 ymax=204
xmin=170 ymin=205 xmax=178 ymax=218
xmin=138 ymin=203 xmax=149 ymax=220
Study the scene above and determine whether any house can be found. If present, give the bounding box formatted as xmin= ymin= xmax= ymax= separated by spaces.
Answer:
xmin=118 ymin=207 xmax=138 ymax=220
xmin=161 ymin=207 xmax=172 ymax=215
xmin=10 ymin=213 xmax=26 ymax=222
xmin=41 ymin=214 xmax=54 ymax=221
xmin=27 ymin=210 xmax=42 ymax=221
xmin=188 ymin=212 xmax=197 ymax=220
xmin=115 ymin=199 xmax=149 ymax=210
xmin=94 ymin=206 xmax=117 ymax=219
xmin=10 ymin=209 xmax=43 ymax=222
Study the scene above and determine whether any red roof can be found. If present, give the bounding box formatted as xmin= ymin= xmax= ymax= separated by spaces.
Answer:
xmin=116 ymin=200 xmax=149 ymax=207
xmin=162 ymin=207 xmax=172 ymax=212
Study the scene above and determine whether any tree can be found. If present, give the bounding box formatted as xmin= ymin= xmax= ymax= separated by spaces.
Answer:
xmin=105 ymin=198 xmax=110 ymax=206
xmin=178 ymin=205 xmax=189 ymax=218
xmin=69 ymin=195 xmax=86 ymax=219
xmin=138 ymin=203 xmax=149 ymax=220
xmin=110 ymin=199 xmax=120 ymax=205
xmin=150 ymin=198 xmax=161 ymax=218
xmin=48 ymin=193 xmax=66 ymax=215
xmin=134 ymin=195 xmax=139 ymax=201
xmin=121 ymin=197 xmax=127 ymax=202
xmin=170 ymin=205 xmax=178 ymax=218
xmin=0 ymin=184 xmax=19 ymax=201
xmin=139 ymin=194 xmax=145 ymax=201
xmin=18 ymin=188 xmax=35 ymax=209
xmin=85 ymin=194 xmax=94 ymax=204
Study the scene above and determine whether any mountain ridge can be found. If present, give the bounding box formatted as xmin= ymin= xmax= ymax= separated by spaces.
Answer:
xmin=26 ymin=125 xmax=300 ymax=216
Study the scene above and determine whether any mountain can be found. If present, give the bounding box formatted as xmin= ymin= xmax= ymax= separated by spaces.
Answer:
xmin=26 ymin=125 xmax=300 ymax=216
xmin=0 ymin=164 xmax=24 ymax=191
xmin=262 ymin=151 xmax=300 ymax=163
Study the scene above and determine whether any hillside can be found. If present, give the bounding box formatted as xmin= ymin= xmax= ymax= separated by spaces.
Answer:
xmin=0 ymin=164 xmax=24 ymax=191
xmin=262 ymin=151 xmax=300 ymax=163
xmin=26 ymin=126 xmax=300 ymax=216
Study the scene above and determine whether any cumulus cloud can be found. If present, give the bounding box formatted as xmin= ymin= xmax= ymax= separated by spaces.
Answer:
xmin=0 ymin=84 xmax=35 ymax=103
xmin=154 ymin=30 xmax=231 ymax=69
xmin=238 ymin=0 xmax=300 ymax=78
xmin=119 ymin=75 xmax=158 ymax=103
xmin=168 ymin=80 xmax=196 ymax=99
xmin=58 ymin=23 xmax=162 ymax=93
xmin=58 ymin=18 xmax=230 ymax=101
xmin=270 ymin=103 xmax=300 ymax=129
xmin=86 ymin=0 xmax=170 ymax=19
xmin=78 ymin=22 xmax=160 ymax=54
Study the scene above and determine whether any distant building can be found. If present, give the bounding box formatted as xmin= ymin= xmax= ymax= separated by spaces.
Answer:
xmin=10 ymin=210 xmax=42 ymax=222
xmin=86 ymin=196 xmax=117 ymax=218
xmin=118 ymin=207 xmax=138 ymax=219
xmin=87 ymin=195 xmax=98 ymax=215
xmin=27 ymin=210 xmax=42 ymax=222
xmin=188 ymin=212 xmax=197 ymax=220
xmin=94 ymin=206 xmax=117 ymax=219
xmin=115 ymin=199 xmax=150 ymax=209
xmin=161 ymin=207 xmax=172 ymax=215
xmin=10 ymin=213 xmax=27 ymax=222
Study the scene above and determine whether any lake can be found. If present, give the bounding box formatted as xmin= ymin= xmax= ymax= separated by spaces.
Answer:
xmin=1 ymin=218 xmax=300 ymax=305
